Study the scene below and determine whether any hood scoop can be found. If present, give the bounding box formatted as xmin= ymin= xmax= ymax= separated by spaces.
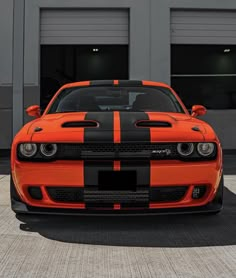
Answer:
xmin=136 ymin=120 xmax=172 ymax=128
xmin=62 ymin=121 xmax=99 ymax=128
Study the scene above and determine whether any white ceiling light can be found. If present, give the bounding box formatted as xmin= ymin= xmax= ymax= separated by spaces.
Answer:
xmin=224 ymin=49 xmax=231 ymax=53
xmin=93 ymin=48 xmax=99 ymax=52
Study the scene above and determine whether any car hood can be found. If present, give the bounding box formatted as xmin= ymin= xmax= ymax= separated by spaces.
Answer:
xmin=27 ymin=111 xmax=214 ymax=143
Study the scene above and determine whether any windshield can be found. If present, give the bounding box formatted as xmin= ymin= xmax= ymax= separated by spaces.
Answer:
xmin=47 ymin=86 xmax=184 ymax=114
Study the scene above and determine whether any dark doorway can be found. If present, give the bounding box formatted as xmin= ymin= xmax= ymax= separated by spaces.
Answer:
xmin=40 ymin=45 xmax=129 ymax=110
xmin=171 ymin=45 xmax=236 ymax=110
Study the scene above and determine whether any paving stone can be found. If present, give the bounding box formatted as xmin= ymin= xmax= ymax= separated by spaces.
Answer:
xmin=0 ymin=175 xmax=235 ymax=278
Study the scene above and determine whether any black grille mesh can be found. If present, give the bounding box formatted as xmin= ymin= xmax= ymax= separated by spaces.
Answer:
xmin=150 ymin=186 xmax=188 ymax=202
xmin=46 ymin=186 xmax=188 ymax=204
xmin=61 ymin=143 xmax=176 ymax=152
xmin=84 ymin=190 xmax=149 ymax=203
xmin=57 ymin=143 xmax=178 ymax=160
xmin=47 ymin=187 xmax=84 ymax=202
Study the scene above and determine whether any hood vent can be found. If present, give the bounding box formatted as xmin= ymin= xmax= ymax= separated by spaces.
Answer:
xmin=136 ymin=120 xmax=172 ymax=128
xmin=62 ymin=121 xmax=98 ymax=128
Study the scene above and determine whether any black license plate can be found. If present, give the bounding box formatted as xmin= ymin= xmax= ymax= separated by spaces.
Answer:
xmin=98 ymin=171 xmax=137 ymax=191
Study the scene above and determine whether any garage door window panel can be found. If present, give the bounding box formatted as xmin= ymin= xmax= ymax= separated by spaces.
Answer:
xmin=171 ymin=45 xmax=236 ymax=109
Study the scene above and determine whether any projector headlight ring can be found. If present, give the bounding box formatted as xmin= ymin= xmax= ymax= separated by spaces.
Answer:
xmin=19 ymin=143 xmax=37 ymax=157
xmin=40 ymin=143 xmax=57 ymax=157
xmin=177 ymin=143 xmax=194 ymax=156
xmin=197 ymin=143 xmax=215 ymax=157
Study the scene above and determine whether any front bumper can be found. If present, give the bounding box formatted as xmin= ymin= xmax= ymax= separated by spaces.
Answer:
xmin=12 ymin=159 xmax=222 ymax=213
xmin=11 ymin=198 xmax=222 ymax=215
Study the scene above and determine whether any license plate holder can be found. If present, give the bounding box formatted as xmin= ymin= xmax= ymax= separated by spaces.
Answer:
xmin=98 ymin=171 xmax=137 ymax=191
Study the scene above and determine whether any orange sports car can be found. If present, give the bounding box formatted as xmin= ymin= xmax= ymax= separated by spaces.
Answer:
xmin=11 ymin=80 xmax=223 ymax=215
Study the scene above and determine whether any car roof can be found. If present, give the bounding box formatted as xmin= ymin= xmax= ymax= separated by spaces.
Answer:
xmin=60 ymin=80 xmax=171 ymax=90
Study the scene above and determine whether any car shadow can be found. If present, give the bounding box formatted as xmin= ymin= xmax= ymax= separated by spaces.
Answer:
xmin=17 ymin=186 xmax=236 ymax=248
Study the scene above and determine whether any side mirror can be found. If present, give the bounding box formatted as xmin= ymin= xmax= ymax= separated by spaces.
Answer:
xmin=26 ymin=105 xmax=41 ymax=118
xmin=191 ymin=105 xmax=207 ymax=117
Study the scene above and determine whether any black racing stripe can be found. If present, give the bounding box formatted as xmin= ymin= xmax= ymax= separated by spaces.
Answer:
xmin=119 ymin=80 xmax=142 ymax=86
xmin=120 ymin=112 xmax=151 ymax=205
xmin=84 ymin=160 xmax=114 ymax=203
xmin=84 ymin=112 xmax=113 ymax=142
xmin=120 ymin=161 xmax=150 ymax=187
xmin=119 ymin=160 xmax=150 ymax=207
xmin=84 ymin=161 xmax=113 ymax=187
xmin=84 ymin=112 xmax=114 ymax=199
xmin=119 ymin=112 xmax=150 ymax=142
xmin=90 ymin=80 xmax=114 ymax=86
xmin=90 ymin=80 xmax=142 ymax=87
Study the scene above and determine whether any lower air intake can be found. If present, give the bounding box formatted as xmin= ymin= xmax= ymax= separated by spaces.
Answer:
xmin=47 ymin=187 xmax=84 ymax=202
xmin=192 ymin=185 xmax=207 ymax=199
xmin=28 ymin=186 xmax=43 ymax=200
xmin=84 ymin=190 xmax=149 ymax=203
xmin=150 ymin=186 xmax=188 ymax=202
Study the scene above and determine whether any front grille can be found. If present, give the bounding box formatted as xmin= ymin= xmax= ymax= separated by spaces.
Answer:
xmin=17 ymin=142 xmax=217 ymax=162
xmin=84 ymin=190 xmax=149 ymax=203
xmin=60 ymin=143 xmax=177 ymax=153
xmin=46 ymin=186 xmax=188 ymax=204
xmin=57 ymin=143 xmax=178 ymax=160
xmin=47 ymin=187 xmax=84 ymax=202
xmin=150 ymin=186 xmax=188 ymax=202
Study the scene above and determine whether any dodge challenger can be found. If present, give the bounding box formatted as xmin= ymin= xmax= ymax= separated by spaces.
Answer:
xmin=11 ymin=80 xmax=223 ymax=215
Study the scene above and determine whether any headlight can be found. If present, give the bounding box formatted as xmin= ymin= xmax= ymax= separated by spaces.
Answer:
xmin=19 ymin=143 xmax=37 ymax=157
xmin=197 ymin=143 xmax=215 ymax=157
xmin=177 ymin=143 xmax=194 ymax=156
xmin=40 ymin=143 xmax=57 ymax=157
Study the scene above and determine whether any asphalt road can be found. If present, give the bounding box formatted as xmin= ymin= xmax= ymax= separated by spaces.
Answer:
xmin=0 ymin=159 xmax=236 ymax=277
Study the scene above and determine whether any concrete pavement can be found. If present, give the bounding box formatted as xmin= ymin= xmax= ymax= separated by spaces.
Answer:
xmin=0 ymin=174 xmax=236 ymax=278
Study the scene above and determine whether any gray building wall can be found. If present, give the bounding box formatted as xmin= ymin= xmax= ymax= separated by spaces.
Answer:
xmin=0 ymin=0 xmax=13 ymax=149
xmin=1 ymin=0 xmax=236 ymax=149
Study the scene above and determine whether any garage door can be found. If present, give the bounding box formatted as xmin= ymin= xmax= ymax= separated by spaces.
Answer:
xmin=171 ymin=10 xmax=236 ymax=44
xmin=40 ymin=9 xmax=129 ymax=45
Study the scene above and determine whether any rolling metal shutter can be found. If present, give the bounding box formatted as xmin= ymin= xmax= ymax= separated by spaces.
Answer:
xmin=40 ymin=9 xmax=129 ymax=45
xmin=171 ymin=10 xmax=236 ymax=44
